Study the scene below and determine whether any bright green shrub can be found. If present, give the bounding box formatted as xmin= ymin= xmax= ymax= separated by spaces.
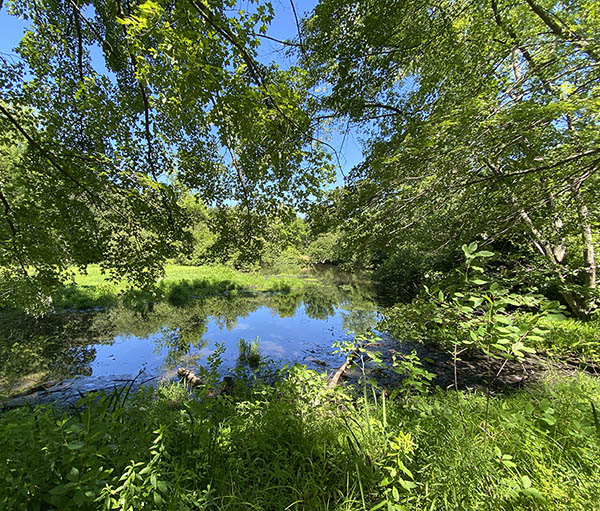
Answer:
xmin=533 ymin=317 xmax=600 ymax=361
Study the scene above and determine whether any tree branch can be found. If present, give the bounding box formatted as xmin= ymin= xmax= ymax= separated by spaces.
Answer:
xmin=289 ymin=0 xmax=305 ymax=54
xmin=67 ymin=0 xmax=114 ymax=56
xmin=363 ymin=102 xmax=403 ymax=115
xmin=0 ymin=102 xmax=128 ymax=223
xmin=0 ymin=181 xmax=28 ymax=276
xmin=72 ymin=0 xmax=84 ymax=81
xmin=252 ymin=33 xmax=301 ymax=47
xmin=524 ymin=0 xmax=600 ymax=62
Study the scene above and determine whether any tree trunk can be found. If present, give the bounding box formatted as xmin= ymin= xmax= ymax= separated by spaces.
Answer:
xmin=574 ymin=191 xmax=597 ymax=316
xmin=513 ymin=197 xmax=591 ymax=319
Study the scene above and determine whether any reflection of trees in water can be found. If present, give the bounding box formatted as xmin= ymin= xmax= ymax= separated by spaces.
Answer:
xmin=303 ymin=287 xmax=337 ymax=319
xmin=203 ymin=296 xmax=266 ymax=330
xmin=153 ymin=328 xmax=210 ymax=370
xmin=0 ymin=313 xmax=101 ymax=389
xmin=341 ymin=309 xmax=378 ymax=336
xmin=99 ymin=280 xmax=379 ymax=341
xmin=270 ymin=292 xmax=304 ymax=318
xmin=1 ymin=277 xmax=380 ymax=389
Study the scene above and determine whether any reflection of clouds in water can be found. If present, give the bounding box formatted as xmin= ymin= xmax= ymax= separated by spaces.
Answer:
xmin=19 ymin=279 xmax=380 ymax=384
xmin=197 ymin=348 xmax=213 ymax=359
xmin=259 ymin=341 xmax=287 ymax=357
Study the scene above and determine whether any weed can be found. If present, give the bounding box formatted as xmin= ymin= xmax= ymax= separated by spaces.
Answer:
xmin=238 ymin=337 xmax=261 ymax=368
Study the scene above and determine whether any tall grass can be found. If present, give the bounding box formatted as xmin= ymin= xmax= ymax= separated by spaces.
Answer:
xmin=1 ymin=367 xmax=599 ymax=510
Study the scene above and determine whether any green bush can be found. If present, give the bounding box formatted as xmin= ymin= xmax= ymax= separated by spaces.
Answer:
xmin=307 ymin=231 xmax=342 ymax=264
xmin=530 ymin=316 xmax=600 ymax=361
xmin=261 ymin=245 xmax=304 ymax=271
xmin=373 ymin=247 xmax=456 ymax=302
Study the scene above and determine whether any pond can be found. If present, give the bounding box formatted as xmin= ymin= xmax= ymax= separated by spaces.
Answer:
xmin=0 ymin=269 xmax=384 ymax=400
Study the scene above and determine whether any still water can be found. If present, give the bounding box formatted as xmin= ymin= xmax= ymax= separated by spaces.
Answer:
xmin=1 ymin=271 xmax=382 ymax=395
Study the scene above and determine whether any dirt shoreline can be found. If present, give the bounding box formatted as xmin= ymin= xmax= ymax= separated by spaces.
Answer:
xmin=339 ymin=335 xmax=600 ymax=393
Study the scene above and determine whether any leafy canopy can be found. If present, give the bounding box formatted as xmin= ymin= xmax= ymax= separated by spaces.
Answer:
xmin=302 ymin=0 xmax=600 ymax=315
xmin=0 ymin=0 xmax=333 ymax=312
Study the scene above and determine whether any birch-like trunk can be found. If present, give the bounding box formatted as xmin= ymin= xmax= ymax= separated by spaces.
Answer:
xmin=574 ymin=191 xmax=597 ymax=310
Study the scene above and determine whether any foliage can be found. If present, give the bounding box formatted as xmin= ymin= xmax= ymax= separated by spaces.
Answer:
xmin=525 ymin=315 xmax=600 ymax=362
xmin=0 ymin=0 xmax=333 ymax=312
xmin=380 ymin=243 xmax=565 ymax=391
xmin=173 ymin=194 xmax=216 ymax=266
xmin=302 ymin=0 xmax=600 ymax=317
xmin=207 ymin=205 xmax=309 ymax=269
xmin=382 ymin=245 xmax=555 ymax=347
xmin=261 ymin=246 xmax=305 ymax=272
xmin=1 ymin=367 xmax=600 ymax=510
xmin=373 ymin=247 xmax=456 ymax=302
xmin=307 ymin=230 xmax=343 ymax=264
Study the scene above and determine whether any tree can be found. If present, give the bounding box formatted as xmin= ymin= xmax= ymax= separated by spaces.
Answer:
xmin=302 ymin=0 xmax=600 ymax=317
xmin=0 ymin=0 xmax=332 ymax=312
xmin=208 ymin=203 xmax=307 ymax=268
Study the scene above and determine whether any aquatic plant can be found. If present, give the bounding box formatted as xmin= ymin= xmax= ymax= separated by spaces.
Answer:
xmin=238 ymin=337 xmax=261 ymax=368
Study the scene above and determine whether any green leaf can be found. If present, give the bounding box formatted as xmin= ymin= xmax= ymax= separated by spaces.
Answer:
xmin=398 ymin=479 xmax=417 ymax=491
xmin=522 ymin=487 xmax=545 ymax=501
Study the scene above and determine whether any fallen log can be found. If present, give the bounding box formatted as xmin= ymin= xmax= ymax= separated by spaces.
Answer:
xmin=328 ymin=346 xmax=361 ymax=389
xmin=177 ymin=368 xmax=233 ymax=397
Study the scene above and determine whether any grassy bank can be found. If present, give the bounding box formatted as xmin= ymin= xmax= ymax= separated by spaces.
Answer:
xmin=53 ymin=264 xmax=317 ymax=310
xmin=1 ymin=368 xmax=599 ymax=510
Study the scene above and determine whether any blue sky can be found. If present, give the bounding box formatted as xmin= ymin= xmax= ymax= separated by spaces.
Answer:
xmin=0 ymin=0 xmax=364 ymax=185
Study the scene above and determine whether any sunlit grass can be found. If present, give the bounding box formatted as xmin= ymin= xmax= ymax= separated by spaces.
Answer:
xmin=53 ymin=264 xmax=316 ymax=310
xmin=73 ymin=264 xmax=299 ymax=289
xmin=1 ymin=369 xmax=599 ymax=510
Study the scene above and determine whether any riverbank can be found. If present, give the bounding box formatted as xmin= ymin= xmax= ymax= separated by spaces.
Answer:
xmin=1 ymin=367 xmax=599 ymax=510
xmin=52 ymin=264 xmax=322 ymax=310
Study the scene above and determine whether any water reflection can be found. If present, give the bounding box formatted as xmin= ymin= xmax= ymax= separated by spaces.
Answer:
xmin=1 ymin=274 xmax=380 ymax=394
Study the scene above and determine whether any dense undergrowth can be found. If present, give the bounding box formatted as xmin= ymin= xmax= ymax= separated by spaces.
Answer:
xmin=3 ymin=248 xmax=599 ymax=510
xmin=1 ymin=366 xmax=599 ymax=510
xmin=532 ymin=318 xmax=600 ymax=363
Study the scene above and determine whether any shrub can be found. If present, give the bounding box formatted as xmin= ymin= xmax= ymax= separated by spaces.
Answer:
xmin=261 ymin=246 xmax=304 ymax=272
xmin=529 ymin=316 xmax=600 ymax=361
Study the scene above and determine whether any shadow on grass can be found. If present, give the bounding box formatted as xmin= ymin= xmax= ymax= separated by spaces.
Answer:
xmin=160 ymin=278 xmax=246 ymax=307
xmin=0 ymin=371 xmax=374 ymax=510
xmin=53 ymin=284 xmax=119 ymax=310
xmin=50 ymin=278 xmax=251 ymax=312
